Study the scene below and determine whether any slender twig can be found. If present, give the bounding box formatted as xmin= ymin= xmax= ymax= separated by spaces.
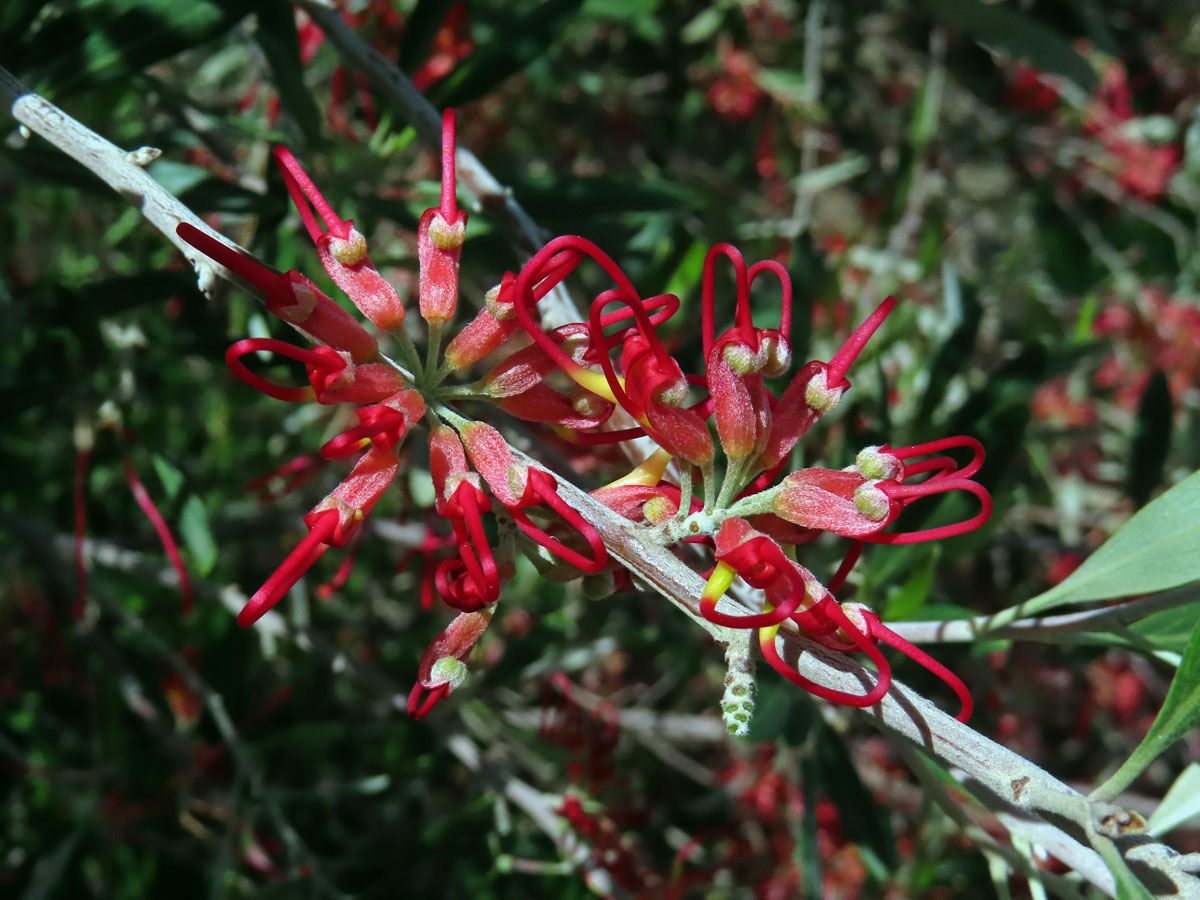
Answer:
xmin=445 ymin=732 xmax=632 ymax=899
xmin=0 ymin=66 xmax=256 ymax=302
xmin=888 ymin=585 xmax=1200 ymax=645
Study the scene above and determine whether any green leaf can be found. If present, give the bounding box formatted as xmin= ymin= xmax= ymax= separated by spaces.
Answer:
xmin=919 ymin=0 xmax=1096 ymax=91
xmin=429 ymin=0 xmax=586 ymax=108
xmin=20 ymin=828 xmax=84 ymax=900
xmin=148 ymin=160 xmax=211 ymax=196
xmin=582 ymin=0 xmax=663 ymax=43
xmin=253 ymin=0 xmax=323 ymax=145
xmin=179 ymin=495 xmax=217 ymax=577
xmin=30 ymin=0 xmax=245 ymax=95
xmin=754 ymin=69 xmax=812 ymax=109
xmin=909 ymin=50 xmax=944 ymax=150
xmin=508 ymin=174 xmax=697 ymax=229
xmin=884 ymin=545 xmax=940 ymax=621
xmin=1125 ymin=371 xmax=1172 ymax=507
xmin=681 ymin=7 xmax=723 ymax=44
xmin=1131 ymin=601 xmax=1200 ymax=655
xmin=151 ymin=455 xmax=184 ymax=502
xmin=815 ymin=725 xmax=897 ymax=867
xmin=1147 ymin=763 xmax=1200 ymax=837
xmin=1027 ymin=469 xmax=1200 ymax=613
xmin=1097 ymin=618 xmax=1200 ymax=800
xmin=1093 ymin=836 xmax=1156 ymax=900
xmin=398 ymin=0 xmax=460 ymax=75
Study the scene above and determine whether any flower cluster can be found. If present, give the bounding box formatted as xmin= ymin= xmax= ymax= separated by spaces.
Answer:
xmin=1006 ymin=55 xmax=1180 ymax=202
xmin=179 ymin=108 xmax=990 ymax=726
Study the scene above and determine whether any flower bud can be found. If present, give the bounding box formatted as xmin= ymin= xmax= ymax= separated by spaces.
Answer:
xmin=772 ymin=468 xmax=896 ymax=538
xmin=418 ymin=207 xmax=468 ymax=328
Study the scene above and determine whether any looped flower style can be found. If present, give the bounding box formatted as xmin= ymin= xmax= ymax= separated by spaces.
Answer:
xmin=179 ymin=105 xmax=991 ymax=725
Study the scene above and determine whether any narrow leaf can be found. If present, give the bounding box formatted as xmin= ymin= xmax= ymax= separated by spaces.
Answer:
xmin=919 ymin=0 xmax=1096 ymax=90
xmin=179 ymin=495 xmax=218 ymax=577
xmin=1147 ymin=763 xmax=1200 ymax=837
xmin=254 ymin=0 xmax=324 ymax=144
xmin=1028 ymin=469 xmax=1200 ymax=612
xmin=151 ymin=455 xmax=185 ymax=502
xmin=1097 ymin=618 xmax=1200 ymax=799
xmin=1093 ymin=835 xmax=1156 ymax=900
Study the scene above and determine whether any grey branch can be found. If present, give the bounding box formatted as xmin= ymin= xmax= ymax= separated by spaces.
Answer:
xmin=887 ymin=585 xmax=1199 ymax=645
xmin=1 ymin=66 xmax=256 ymax=302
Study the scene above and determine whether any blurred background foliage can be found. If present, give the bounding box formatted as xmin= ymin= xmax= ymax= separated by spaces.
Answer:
xmin=3 ymin=0 xmax=1200 ymax=897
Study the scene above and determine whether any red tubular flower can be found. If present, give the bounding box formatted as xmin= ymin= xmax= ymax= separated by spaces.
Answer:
xmin=757 ymin=296 xmax=897 ymax=473
xmin=858 ymin=608 xmax=973 ymax=721
xmin=460 ymin=422 xmax=606 ymax=573
xmin=316 ymin=531 xmax=361 ymax=599
xmin=707 ymin=334 xmax=772 ymax=461
xmin=771 ymin=468 xmax=900 ymax=538
xmin=443 ymin=248 xmax=583 ymax=370
xmin=510 ymin=235 xmax=713 ymax=465
xmin=700 ymin=247 xmax=793 ymax=463
xmin=482 ymin=323 xmax=590 ymax=399
xmin=408 ymin=607 xmax=493 ymax=719
xmin=417 ymin=109 xmax=468 ymax=329
xmin=757 ymin=601 xmax=894 ymax=710
xmin=245 ymin=452 xmax=325 ymax=503
xmin=123 ymin=456 xmax=194 ymax=616
xmin=428 ymin=427 xmax=499 ymax=610
xmin=591 ymin=483 xmax=680 ymax=524
xmin=481 ymin=323 xmax=614 ymax=429
xmin=273 ymin=147 xmax=406 ymax=332
xmin=848 ymin=439 xmax=993 ymax=545
xmin=598 ymin=300 xmax=714 ymax=466
xmin=224 ymin=338 xmax=408 ymax=406
xmin=176 ymin=223 xmax=378 ymax=363
xmin=238 ymin=447 xmax=400 ymax=626
xmin=411 ymin=0 xmax=473 ymax=91
xmin=703 ymin=518 xmax=812 ymax=628
xmin=398 ymin=523 xmax=457 ymax=611
xmin=319 ymin=388 xmax=426 ymax=460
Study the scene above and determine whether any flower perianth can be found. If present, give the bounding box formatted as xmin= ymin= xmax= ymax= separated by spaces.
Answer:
xmin=238 ymin=447 xmax=400 ymax=627
xmin=273 ymin=147 xmax=406 ymax=333
xmin=756 ymin=296 xmax=897 ymax=474
xmin=848 ymin=438 xmax=991 ymax=545
xmin=418 ymin=110 xmax=468 ymax=330
xmin=700 ymin=519 xmax=810 ymax=628
xmin=408 ymin=607 xmax=494 ymax=719
xmin=707 ymin=336 xmax=772 ymax=463
xmin=319 ymin=389 xmax=426 ymax=460
xmin=177 ymin=224 xmax=378 ymax=363
xmin=428 ymin=427 xmax=500 ymax=610
xmin=444 ymin=276 xmax=518 ymax=370
xmin=770 ymin=467 xmax=899 ymax=538
xmin=461 ymin=422 xmax=607 ymax=573
xmin=224 ymin=338 xmax=408 ymax=406
xmin=757 ymin=598 xmax=893 ymax=710
xmin=443 ymin=248 xmax=582 ymax=371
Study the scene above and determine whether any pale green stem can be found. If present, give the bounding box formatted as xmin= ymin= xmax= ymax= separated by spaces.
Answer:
xmin=675 ymin=465 xmax=693 ymax=520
